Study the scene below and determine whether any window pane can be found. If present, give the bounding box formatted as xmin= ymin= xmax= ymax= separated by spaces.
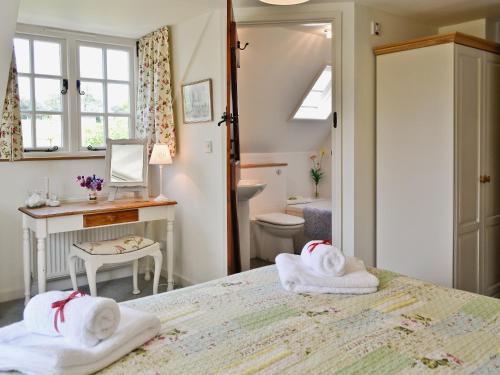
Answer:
xmin=80 ymin=81 xmax=104 ymax=113
xmin=21 ymin=113 xmax=33 ymax=148
xmin=107 ymin=49 xmax=129 ymax=81
xmin=14 ymin=38 xmax=30 ymax=74
xmin=81 ymin=116 xmax=104 ymax=147
xmin=79 ymin=46 xmax=103 ymax=79
xmin=35 ymin=78 xmax=62 ymax=111
xmin=108 ymin=117 xmax=129 ymax=139
xmin=18 ymin=76 xmax=31 ymax=111
xmin=36 ymin=114 xmax=62 ymax=147
xmin=34 ymin=40 xmax=61 ymax=76
xmin=107 ymin=83 xmax=130 ymax=113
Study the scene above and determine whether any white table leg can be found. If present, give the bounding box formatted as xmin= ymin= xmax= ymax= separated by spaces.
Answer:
xmin=144 ymin=221 xmax=151 ymax=281
xmin=36 ymin=236 xmax=47 ymax=294
xmin=167 ymin=219 xmax=175 ymax=291
xmin=23 ymin=226 xmax=31 ymax=305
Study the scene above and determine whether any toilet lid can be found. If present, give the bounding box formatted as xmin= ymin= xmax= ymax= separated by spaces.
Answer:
xmin=255 ymin=213 xmax=305 ymax=226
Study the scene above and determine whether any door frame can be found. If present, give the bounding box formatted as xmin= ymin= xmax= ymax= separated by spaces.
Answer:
xmin=234 ymin=12 xmax=343 ymax=248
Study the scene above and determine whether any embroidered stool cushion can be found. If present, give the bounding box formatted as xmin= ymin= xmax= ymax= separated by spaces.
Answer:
xmin=74 ymin=235 xmax=155 ymax=255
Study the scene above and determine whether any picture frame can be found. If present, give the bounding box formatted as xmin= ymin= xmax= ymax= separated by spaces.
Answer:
xmin=182 ymin=79 xmax=214 ymax=124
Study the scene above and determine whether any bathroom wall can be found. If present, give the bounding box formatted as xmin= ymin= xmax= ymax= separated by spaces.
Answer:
xmin=237 ymin=24 xmax=332 ymax=154
xmin=241 ymin=149 xmax=332 ymax=200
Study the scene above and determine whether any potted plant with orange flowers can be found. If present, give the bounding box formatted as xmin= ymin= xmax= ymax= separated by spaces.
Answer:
xmin=310 ymin=149 xmax=327 ymax=198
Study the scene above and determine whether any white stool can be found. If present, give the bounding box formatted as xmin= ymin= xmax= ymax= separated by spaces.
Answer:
xmin=68 ymin=235 xmax=163 ymax=297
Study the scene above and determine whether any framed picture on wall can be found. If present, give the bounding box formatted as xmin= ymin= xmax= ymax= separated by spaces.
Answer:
xmin=182 ymin=79 xmax=214 ymax=124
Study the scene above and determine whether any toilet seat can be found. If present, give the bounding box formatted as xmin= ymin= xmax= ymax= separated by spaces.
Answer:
xmin=255 ymin=212 xmax=305 ymax=227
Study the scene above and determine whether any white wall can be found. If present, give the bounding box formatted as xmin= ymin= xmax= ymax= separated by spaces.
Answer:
xmin=353 ymin=4 xmax=437 ymax=266
xmin=0 ymin=0 xmax=20 ymax=113
xmin=238 ymin=25 xmax=332 ymax=153
xmin=163 ymin=9 xmax=227 ymax=286
xmin=0 ymin=159 xmax=107 ymax=301
xmin=438 ymin=18 xmax=500 ymax=42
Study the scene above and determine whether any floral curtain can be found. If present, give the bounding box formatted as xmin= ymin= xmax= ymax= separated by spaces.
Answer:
xmin=136 ymin=26 xmax=176 ymax=157
xmin=0 ymin=50 xmax=23 ymax=161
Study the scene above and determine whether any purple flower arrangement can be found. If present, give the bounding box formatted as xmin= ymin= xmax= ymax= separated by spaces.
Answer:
xmin=76 ymin=175 xmax=104 ymax=192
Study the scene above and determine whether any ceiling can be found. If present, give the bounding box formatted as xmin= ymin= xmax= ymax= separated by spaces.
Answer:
xmin=17 ymin=0 xmax=225 ymax=38
xmin=16 ymin=0 xmax=500 ymax=38
xmin=235 ymin=0 xmax=500 ymax=26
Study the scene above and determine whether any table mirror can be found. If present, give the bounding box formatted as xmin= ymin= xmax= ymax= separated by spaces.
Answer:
xmin=105 ymin=139 xmax=149 ymax=201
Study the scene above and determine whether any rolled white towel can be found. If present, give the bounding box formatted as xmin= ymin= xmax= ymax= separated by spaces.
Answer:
xmin=24 ymin=290 xmax=120 ymax=347
xmin=276 ymin=253 xmax=379 ymax=294
xmin=300 ymin=240 xmax=347 ymax=276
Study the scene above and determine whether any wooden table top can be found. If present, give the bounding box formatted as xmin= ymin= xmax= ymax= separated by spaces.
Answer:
xmin=19 ymin=199 xmax=177 ymax=219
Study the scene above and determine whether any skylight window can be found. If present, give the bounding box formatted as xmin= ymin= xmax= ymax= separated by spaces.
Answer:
xmin=292 ymin=65 xmax=332 ymax=121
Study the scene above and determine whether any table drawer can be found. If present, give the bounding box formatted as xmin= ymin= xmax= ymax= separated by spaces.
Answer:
xmin=83 ymin=209 xmax=138 ymax=228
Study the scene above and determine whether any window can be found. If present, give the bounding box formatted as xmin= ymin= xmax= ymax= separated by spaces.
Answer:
xmin=78 ymin=44 xmax=133 ymax=150
xmin=14 ymin=37 xmax=67 ymax=150
xmin=292 ymin=65 xmax=332 ymax=121
xmin=13 ymin=27 xmax=135 ymax=154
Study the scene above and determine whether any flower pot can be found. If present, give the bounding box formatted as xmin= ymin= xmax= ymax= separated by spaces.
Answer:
xmin=88 ymin=191 xmax=98 ymax=204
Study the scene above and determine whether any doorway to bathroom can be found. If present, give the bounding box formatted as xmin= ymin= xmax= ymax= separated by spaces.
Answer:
xmin=234 ymin=19 xmax=341 ymax=270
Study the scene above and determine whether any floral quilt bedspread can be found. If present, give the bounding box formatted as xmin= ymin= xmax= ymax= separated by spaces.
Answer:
xmin=102 ymin=266 xmax=500 ymax=374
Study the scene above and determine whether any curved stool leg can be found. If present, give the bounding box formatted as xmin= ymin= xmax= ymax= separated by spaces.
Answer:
xmin=132 ymin=259 xmax=141 ymax=295
xmin=68 ymin=253 xmax=78 ymax=291
xmin=85 ymin=261 xmax=100 ymax=297
xmin=152 ymin=250 xmax=163 ymax=295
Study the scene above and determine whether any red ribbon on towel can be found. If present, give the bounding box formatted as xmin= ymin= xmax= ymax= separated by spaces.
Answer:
xmin=308 ymin=240 xmax=332 ymax=253
xmin=51 ymin=290 xmax=87 ymax=333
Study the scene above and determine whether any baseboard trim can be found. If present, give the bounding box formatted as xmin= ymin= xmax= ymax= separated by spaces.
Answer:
xmin=0 ymin=266 xmax=133 ymax=303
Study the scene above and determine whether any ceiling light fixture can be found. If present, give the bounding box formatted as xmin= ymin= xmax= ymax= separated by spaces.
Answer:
xmin=259 ymin=0 xmax=311 ymax=5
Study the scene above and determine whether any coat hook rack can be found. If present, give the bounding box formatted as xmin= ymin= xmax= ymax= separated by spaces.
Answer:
xmin=237 ymin=41 xmax=249 ymax=51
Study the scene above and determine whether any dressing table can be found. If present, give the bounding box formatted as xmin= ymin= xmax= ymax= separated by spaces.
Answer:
xmin=19 ymin=199 xmax=176 ymax=304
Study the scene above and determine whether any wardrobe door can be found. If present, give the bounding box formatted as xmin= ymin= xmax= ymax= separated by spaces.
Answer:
xmin=482 ymin=51 xmax=500 ymax=297
xmin=455 ymin=46 xmax=482 ymax=293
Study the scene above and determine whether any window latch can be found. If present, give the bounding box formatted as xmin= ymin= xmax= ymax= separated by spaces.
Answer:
xmin=333 ymin=112 xmax=338 ymax=128
xmin=61 ymin=79 xmax=68 ymax=95
xmin=76 ymin=80 xmax=85 ymax=96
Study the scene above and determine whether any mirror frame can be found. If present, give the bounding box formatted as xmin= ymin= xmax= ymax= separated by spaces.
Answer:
xmin=105 ymin=138 xmax=149 ymax=188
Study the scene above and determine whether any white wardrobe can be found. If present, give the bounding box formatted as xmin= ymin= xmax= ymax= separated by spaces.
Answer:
xmin=376 ymin=33 xmax=500 ymax=297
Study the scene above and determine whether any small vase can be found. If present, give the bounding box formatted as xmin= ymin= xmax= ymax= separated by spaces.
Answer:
xmin=88 ymin=190 xmax=98 ymax=204
xmin=314 ymin=184 xmax=319 ymax=199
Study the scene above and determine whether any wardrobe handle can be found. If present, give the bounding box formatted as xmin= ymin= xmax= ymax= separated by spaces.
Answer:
xmin=480 ymin=175 xmax=492 ymax=183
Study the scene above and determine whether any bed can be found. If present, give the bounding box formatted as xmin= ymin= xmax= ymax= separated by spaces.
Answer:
xmin=100 ymin=266 xmax=500 ymax=374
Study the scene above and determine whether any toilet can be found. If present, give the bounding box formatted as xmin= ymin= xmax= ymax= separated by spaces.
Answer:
xmin=253 ymin=213 xmax=304 ymax=262
xmin=242 ymin=164 xmax=305 ymax=263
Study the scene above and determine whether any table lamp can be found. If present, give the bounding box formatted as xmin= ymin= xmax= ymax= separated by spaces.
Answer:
xmin=149 ymin=144 xmax=173 ymax=202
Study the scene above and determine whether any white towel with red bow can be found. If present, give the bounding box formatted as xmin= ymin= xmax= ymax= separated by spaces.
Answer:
xmin=300 ymin=240 xmax=347 ymax=276
xmin=276 ymin=253 xmax=379 ymax=294
xmin=0 ymin=305 xmax=160 ymax=375
xmin=23 ymin=291 xmax=120 ymax=347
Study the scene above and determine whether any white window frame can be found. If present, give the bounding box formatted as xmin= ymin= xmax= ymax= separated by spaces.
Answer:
xmin=15 ymin=24 xmax=137 ymax=157
xmin=15 ymin=34 xmax=69 ymax=151
xmin=291 ymin=64 xmax=333 ymax=122
xmin=76 ymin=41 xmax=135 ymax=151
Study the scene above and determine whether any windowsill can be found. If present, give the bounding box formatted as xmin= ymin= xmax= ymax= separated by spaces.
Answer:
xmin=0 ymin=151 xmax=106 ymax=162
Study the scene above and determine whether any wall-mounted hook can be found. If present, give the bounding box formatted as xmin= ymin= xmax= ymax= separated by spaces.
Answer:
xmin=237 ymin=41 xmax=249 ymax=51
xmin=76 ymin=80 xmax=85 ymax=96
xmin=60 ymin=79 xmax=68 ymax=95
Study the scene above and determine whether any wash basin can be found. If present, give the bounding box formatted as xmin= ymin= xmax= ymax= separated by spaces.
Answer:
xmin=237 ymin=180 xmax=267 ymax=202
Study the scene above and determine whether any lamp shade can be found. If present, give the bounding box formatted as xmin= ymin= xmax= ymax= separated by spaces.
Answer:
xmin=150 ymin=144 xmax=173 ymax=165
